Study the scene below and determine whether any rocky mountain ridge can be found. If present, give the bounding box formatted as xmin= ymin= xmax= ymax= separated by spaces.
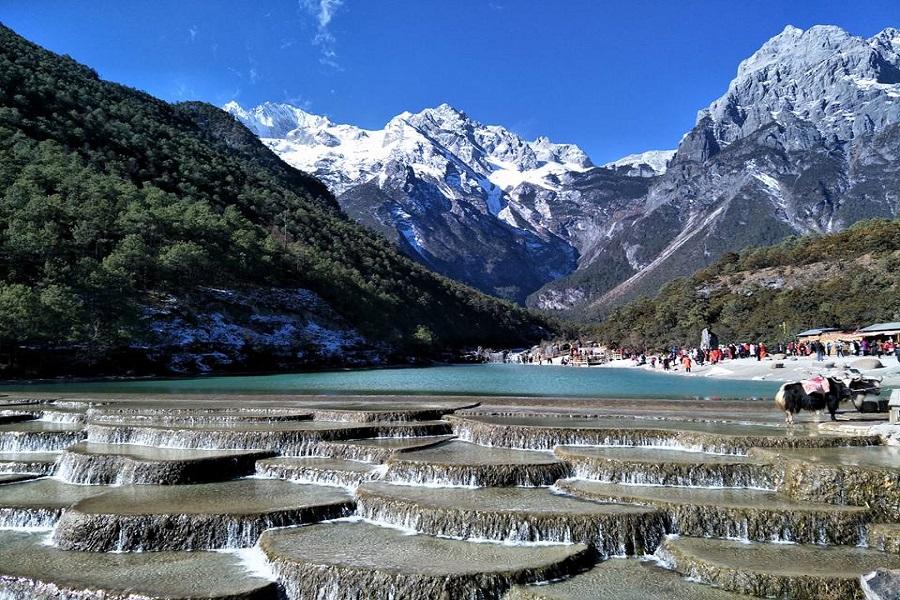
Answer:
xmin=224 ymin=101 xmax=601 ymax=302
xmin=228 ymin=24 xmax=900 ymax=313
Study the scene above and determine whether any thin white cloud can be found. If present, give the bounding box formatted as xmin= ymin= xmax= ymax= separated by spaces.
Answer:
xmin=300 ymin=0 xmax=346 ymax=69
xmin=188 ymin=26 xmax=198 ymax=42
xmin=308 ymin=0 xmax=342 ymax=29
xmin=283 ymin=90 xmax=313 ymax=110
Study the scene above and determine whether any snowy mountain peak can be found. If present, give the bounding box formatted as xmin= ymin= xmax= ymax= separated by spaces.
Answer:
xmin=603 ymin=149 xmax=676 ymax=177
xmin=225 ymin=100 xmax=594 ymax=195
xmin=689 ymin=23 xmax=900 ymax=156
xmin=223 ymin=101 xmax=334 ymax=139
xmin=225 ymin=23 xmax=900 ymax=312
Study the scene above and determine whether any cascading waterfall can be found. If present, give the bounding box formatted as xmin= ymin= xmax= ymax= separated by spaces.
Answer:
xmin=0 ymin=396 xmax=894 ymax=600
xmin=53 ymin=447 xmax=267 ymax=485
xmin=0 ymin=431 xmax=84 ymax=453
xmin=84 ymin=422 xmax=450 ymax=454
xmin=382 ymin=461 xmax=571 ymax=487
xmin=255 ymin=460 xmax=379 ymax=488
xmin=447 ymin=416 xmax=882 ymax=455
xmin=53 ymin=502 xmax=355 ymax=552
xmin=356 ymin=494 xmax=667 ymax=558
xmin=0 ymin=507 xmax=61 ymax=530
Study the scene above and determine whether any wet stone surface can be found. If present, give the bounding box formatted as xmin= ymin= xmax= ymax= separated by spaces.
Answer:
xmin=56 ymin=442 xmax=274 ymax=485
xmin=557 ymin=479 xmax=870 ymax=545
xmin=751 ymin=446 xmax=900 ymax=520
xmin=505 ymin=557 xmax=748 ymax=599
xmin=309 ymin=402 xmax=474 ymax=423
xmin=383 ymin=440 xmax=569 ymax=487
xmin=53 ymin=478 xmax=355 ymax=551
xmin=256 ymin=456 xmax=382 ymax=487
xmin=260 ymin=519 xmax=593 ymax=600
xmin=0 ymin=421 xmax=86 ymax=452
xmin=657 ymin=535 xmax=900 ymax=600
xmin=555 ymin=446 xmax=780 ymax=489
xmin=88 ymin=410 xmax=314 ymax=425
xmin=2 ymin=454 xmax=60 ymax=476
xmin=0 ymin=529 xmax=278 ymax=599
xmin=447 ymin=414 xmax=880 ymax=454
xmin=0 ymin=478 xmax=113 ymax=528
xmin=0 ymin=393 xmax=896 ymax=599
xmin=85 ymin=419 xmax=452 ymax=455
xmin=0 ymin=413 xmax=37 ymax=425
xmin=0 ymin=473 xmax=37 ymax=485
xmin=357 ymin=481 xmax=665 ymax=556
xmin=862 ymin=569 xmax=900 ymax=600
xmin=313 ymin=434 xmax=456 ymax=463
xmin=871 ymin=523 xmax=900 ymax=554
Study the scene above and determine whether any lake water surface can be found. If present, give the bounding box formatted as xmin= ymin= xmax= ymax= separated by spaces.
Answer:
xmin=0 ymin=364 xmax=782 ymax=399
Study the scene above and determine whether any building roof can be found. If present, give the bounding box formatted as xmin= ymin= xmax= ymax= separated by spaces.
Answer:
xmin=796 ymin=327 xmax=838 ymax=337
xmin=858 ymin=322 xmax=900 ymax=333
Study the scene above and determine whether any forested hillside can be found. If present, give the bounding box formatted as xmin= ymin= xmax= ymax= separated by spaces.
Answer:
xmin=0 ymin=25 xmax=545 ymax=376
xmin=588 ymin=219 xmax=900 ymax=350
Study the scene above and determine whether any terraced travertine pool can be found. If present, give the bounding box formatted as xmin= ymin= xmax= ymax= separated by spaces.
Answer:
xmin=0 ymin=394 xmax=898 ymax=599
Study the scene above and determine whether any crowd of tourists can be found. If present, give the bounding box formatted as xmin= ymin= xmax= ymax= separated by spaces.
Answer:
xmin=479 ymin=336 xmax=900 ymax=369
xmin=620 ymin=342 xmax=774 ymax=373
xmin=620 ymin=337 xmax=900 ymax=372
xmin=786 ymin=339 xmax=898 ymax=360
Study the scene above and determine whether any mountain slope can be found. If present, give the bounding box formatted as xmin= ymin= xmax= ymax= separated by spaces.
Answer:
xmin=230 ymin=25 xmax=900 ymax=315
xmin=224 ymin=101 xmax=604 ymax=302
xmin=532 ymin=24 xmax=900 ymax=314
xmin=0 ymin=24 xmax=546 ymax=377
xmin=588 ymin=218 xmax=900 ymax=350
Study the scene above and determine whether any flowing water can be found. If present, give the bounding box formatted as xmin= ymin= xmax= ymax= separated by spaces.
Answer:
xmin=0 ymin=393 xmax=897 ymax=600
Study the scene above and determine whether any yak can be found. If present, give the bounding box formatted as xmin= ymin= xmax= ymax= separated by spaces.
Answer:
xmin=774 ymin=376 xmax=849 ymax=424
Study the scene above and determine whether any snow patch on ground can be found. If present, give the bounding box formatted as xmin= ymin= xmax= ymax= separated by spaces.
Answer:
xmin=141 ymin=288 xmax=373 ymax=373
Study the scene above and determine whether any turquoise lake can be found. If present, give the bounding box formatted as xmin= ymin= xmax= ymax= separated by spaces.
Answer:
xmin=0 ymin=364 xmax=782 ymax=399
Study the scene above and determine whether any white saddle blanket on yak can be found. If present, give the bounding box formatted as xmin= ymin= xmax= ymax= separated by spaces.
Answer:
xmin=802 ymin=375 xmax=830 ymax=396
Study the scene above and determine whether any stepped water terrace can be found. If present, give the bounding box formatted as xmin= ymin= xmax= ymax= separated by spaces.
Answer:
xmin=0 ymin=393 xmax=897 ymax=599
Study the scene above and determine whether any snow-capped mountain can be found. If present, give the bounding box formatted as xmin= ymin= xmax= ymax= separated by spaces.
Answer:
xmin=227 ymin=24 xmax=900 ymax=312
xmin=224 ymin=101 xmax=592 ymax=197
xmin=224 ymin=101 xmax=596 ymax=301
xmin=533 ymin=24 xmax=900 ymax=312
xmin=603 ymin=150 xmax=676 ymax=177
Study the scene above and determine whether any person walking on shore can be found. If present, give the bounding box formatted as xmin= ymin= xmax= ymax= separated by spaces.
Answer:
xmin=682 ymin=355 xmax=692 ymax=373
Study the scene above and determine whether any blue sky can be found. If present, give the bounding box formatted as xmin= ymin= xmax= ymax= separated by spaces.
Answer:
xmin=2 ymin=1 xmax=898 ymax=162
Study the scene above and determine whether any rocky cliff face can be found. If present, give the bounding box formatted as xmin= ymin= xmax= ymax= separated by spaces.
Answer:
xmin=228 ymin=25 xmax=900 ymax=312
xmin=531 ymin=24 xmax=900 ymax=313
